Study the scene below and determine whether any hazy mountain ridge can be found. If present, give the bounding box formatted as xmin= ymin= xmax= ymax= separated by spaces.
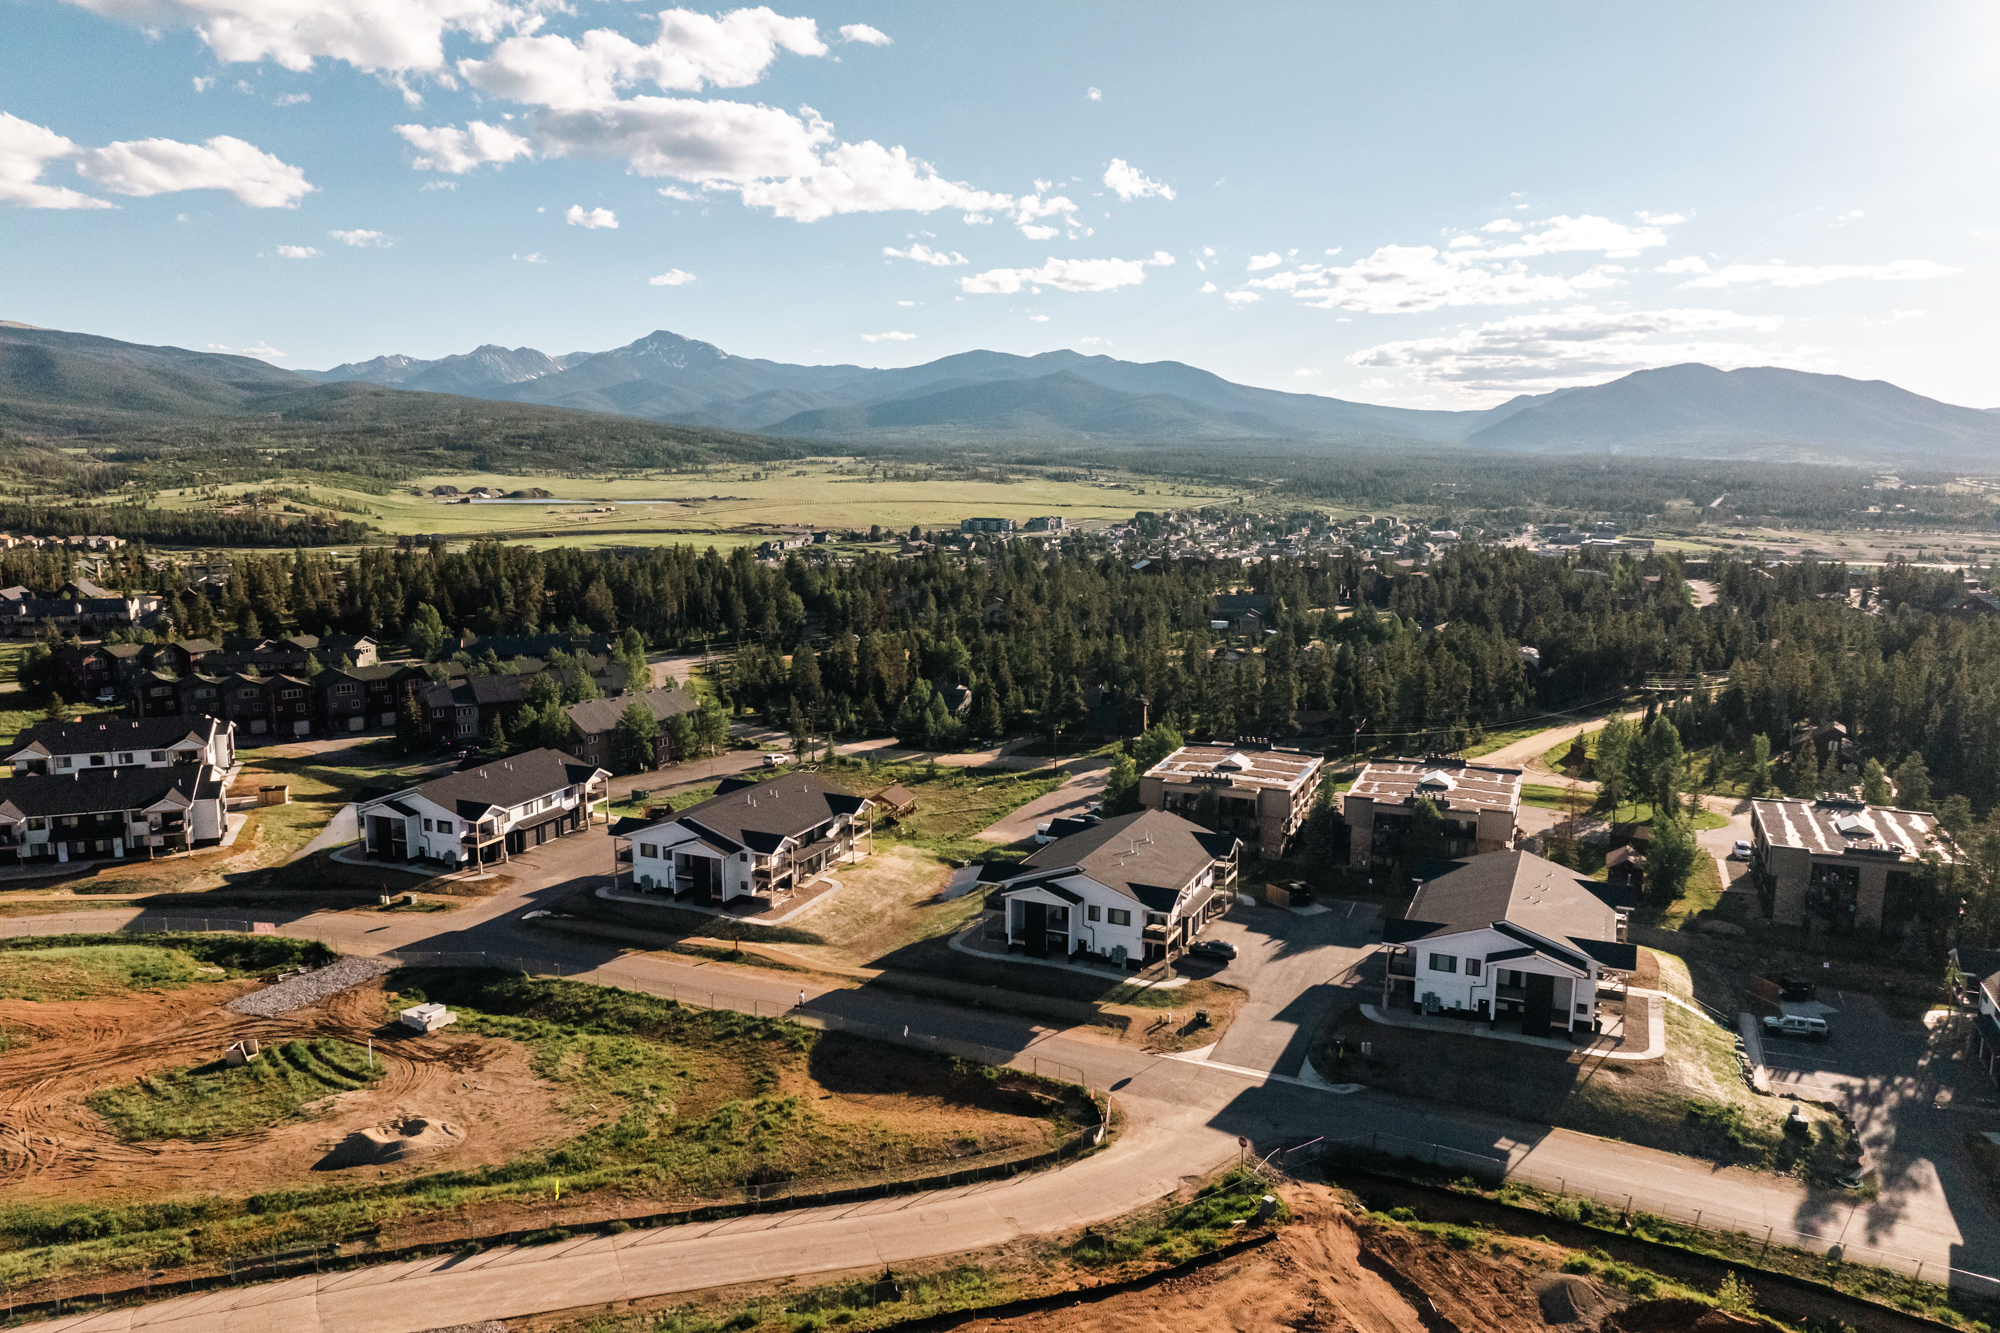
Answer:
xmin=3 ymin=321 xmax=1997 ymax=465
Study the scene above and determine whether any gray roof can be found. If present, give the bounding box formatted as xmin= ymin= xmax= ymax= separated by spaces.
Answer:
xmin=1017 ymin=809 xmax=1238 ymax=911
xmin=0 ymin=764 xmax=224 ymax=817
xmin=566 ymin=684 xmax=700 ymax=737
xmin=386 ymin=747 xmax=604 ymax=821
xmin=1389 ymin=850 xmax=1633 ymax=969
xmin=11 ymin=715 xmax=225 ymax=757
xmin=672 ymin=773 xmax=868 ymax=856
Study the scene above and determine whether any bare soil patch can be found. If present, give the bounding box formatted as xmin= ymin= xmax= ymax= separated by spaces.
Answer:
xmin=0 ymin=977 xmax=570 ymax=1203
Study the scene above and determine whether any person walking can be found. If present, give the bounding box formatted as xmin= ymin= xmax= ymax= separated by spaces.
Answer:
xmin=798 ymin=989 xmax=807 ymax=1009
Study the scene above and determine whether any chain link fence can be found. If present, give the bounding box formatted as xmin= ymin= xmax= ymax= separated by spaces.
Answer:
xmin=1324 ymin=1130 xmax=2000 ymax=1297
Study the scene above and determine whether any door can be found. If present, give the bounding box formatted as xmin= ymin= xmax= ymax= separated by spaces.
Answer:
xmin=1522 ymin=973 xmax=1555 ymax=1037
xmin=1022 ymin=902 xmax=1048 ymax=957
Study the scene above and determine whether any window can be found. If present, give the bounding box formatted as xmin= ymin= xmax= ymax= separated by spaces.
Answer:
xmin=1106 ymin=908 xmax=1132 ymax=927
xmin=56 ymin=757 xmax=71 ymax=770
xmin=1576 ymin=1004 xmax=1591 ymax=1015
xmin=1464 ymin=958 xmax=1482 ymax=978
xmin=149 ymin=686 xmax=171 ymax=697
xmin=334 ymin=683 xmax=358 ymax=696
xmin=150 ymin=751 xmax=165 ymax=762
xmin=118 ymin=753 xmax=134 ymax=765
xmin=639 ymin=843 xmax=658 ymax=858
xmin=1087 ymin=905 xmax=1101 ymax=922
xmin=26 ymin=818 xmax=43 ymax=830
xmin=423 ymin=819 xmax=435 ymax=832
xmin=1428 ymin=953 xmax=1457 ymax=974
xmin=89 ymin=754 xmax=106 ymax=766
xmin=437 ymin=820 xmax=452 ymax=834
xmin=281 ymin=689 xmax=303 ymax=701
xmin=195 ymin=688 xmax=215 ymax=699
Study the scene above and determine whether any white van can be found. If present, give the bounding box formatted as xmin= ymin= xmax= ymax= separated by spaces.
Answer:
xmin=1762 ymin=1014 xmax=1830 ymax=1040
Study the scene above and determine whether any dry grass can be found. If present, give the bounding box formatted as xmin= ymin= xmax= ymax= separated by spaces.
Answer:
xmin=772 ymin=846 xmax=978 ymax=971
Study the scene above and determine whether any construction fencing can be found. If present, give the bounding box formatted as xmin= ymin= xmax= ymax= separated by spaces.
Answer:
xmin=1324 ymin=1130 xmax=2000 ymax=1298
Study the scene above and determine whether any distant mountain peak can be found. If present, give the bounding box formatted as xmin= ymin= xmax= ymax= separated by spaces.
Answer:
xmin=613 ymin=329 xmax=730 ymax=366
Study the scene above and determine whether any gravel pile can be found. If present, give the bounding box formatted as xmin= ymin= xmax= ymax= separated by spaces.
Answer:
xmin=227 ymin=955 xmax=396 ymax=1017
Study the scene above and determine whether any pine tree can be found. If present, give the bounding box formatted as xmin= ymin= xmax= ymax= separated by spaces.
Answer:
xmin=616 ymin=699 xmax=660 ymax=773
xmin=1102 ymin=754 xmax=1141 ymax=815
xmin=487 ymin=714 xmax=510 ymax=754
xmin=1892 ymin=752 xmax=1933 ymax=810
xmin=1861 ymin=758 xmax=1891 ymax=805
xmin=1789 ymin=743 xmax=1820 ymax=798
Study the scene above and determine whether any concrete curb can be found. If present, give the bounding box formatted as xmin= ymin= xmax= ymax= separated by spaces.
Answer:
xmin=593 ymin=878 xmax=843 ymax=928
xmin=946 ymin=920 xmax=1193 ymax=989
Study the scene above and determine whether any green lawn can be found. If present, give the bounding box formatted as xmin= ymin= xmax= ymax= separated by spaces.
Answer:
xmin=0 ymin=944 xmax=204 ymax=1000
xmin=88 ymin=1038 xmax=384 ymax=1141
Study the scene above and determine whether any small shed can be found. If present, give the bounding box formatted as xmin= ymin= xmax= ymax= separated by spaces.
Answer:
xmin=874 ymin=784 xmax=918 ymax=818
xmin=400 ymin=1002 xmax=457 ymax=1033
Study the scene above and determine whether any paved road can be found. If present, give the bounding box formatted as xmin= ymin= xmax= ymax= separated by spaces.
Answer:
xmin=10 ymin=748 xmax=1999 ymax=1326
xmin=975 ymin=756 xmax=1112 ymax=845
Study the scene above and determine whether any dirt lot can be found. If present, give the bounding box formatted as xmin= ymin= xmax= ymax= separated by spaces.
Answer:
xmin=0 ymin=977 xmax=571 ymax=1203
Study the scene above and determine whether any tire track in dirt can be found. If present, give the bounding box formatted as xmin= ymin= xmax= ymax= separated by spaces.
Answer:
xmin=0 ymin=978 xmax=571 ymax=1202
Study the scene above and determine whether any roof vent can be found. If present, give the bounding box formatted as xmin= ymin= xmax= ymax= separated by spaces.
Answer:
xmin=1417 ymin=770 xmax=1455 ymax=791
xmin=1834 ymin=814 xmax=1871 ymax=838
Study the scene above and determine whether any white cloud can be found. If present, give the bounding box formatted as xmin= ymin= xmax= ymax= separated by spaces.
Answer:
xmin=735 ymin=135 xmax=1017 ymax=222
xmin=1086 ymin=86 xmax=1101 ymax=100
xmin=861 ymin=330 xmax=915 ymax=342
xmin=330 ymin=227 xmax=391 ymax=246
xmin=838 ymin=22 xmax=890 ymax=44
xmin=649 ymin=268 xmax=695 ymax=285
xmin=657 ymin=184 xmax=698 ymax=202
xmin=1102 ymin=157 xmax=1173 ymax=202
xmin=191 ymin=75 xmax=213 ymax=91
xmin=961 ymin=250 xmax=1173 ymax=295
xmin=76 ymin=131 xmax=312 ymax=206
xmin=1679 ymin=258 xmax=1955 ymax=288
xmin=0 ymin=113 xmax=113 ymax=208
xmin=1255 ymin=243 xmax=1571 ymax=313
xmin=1480 ymin=218 xmax=1521 ymax=233
xmin=1199 ymin=281 xmax=1215 ymax=293
xmin=1655 ymin=255 xmax=1710 ymax=275
xmin=1077 ymin=336 xmax=1110 ymax=345
xmin=1293 ymin=368 xmax=1319 ymax=377
xmin=460 ymin=9 xmax=826 ymax=111
xmin=274 ymin=243 xmax=318 ymax=257
xmin=1009 ymin=190 xmax=1078 ymax=237
xmin=1246 ymin=251 xmax=1282 ymax=271
xmin=1473 ymin=213 xmax=1675 ymax=259
xmin=565 ymin=203 xmax=617 ymax=228
xmin=65 ymin=0 xmax=562 ymax=73
xmin=1028 ymin=314 xmax=1049 ymax=322
xmin=1834 ymin=209 xmax=1865 ymax=225
xmin=1348 ymin=305 xmax=1791 ymax=393
xmin=273 ymin=92 xmax=310 ymax=105
xmin=895 ymin=299 xmax=914 ymax=306
xmin=1225 ymin=290 xmax=1260 ymax=304
xmin=233 ymin=340 xmax=286 ymax=359
xmin=421 ymin=178 xmax=455 ymax=189
xmin=397 ymin=119 xmax=532 ymax=172
xmin=513 ymin=250 xmax=545 ymax=262
xmin=883 ymin=242 xmax=965 ymax=266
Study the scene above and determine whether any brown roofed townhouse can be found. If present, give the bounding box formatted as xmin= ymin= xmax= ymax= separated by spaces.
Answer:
xmin=0 ymin=764 xmax=229 ymax=863
xmin=996 ymin=808 xmax=1240 ymax=969
xmin=354 ymin=748 xmax=610 ymax=868
xmin=1380 ymin=850 xmax=1635 ymax=1037
xmin=617 ymin=773 xmax=874 ymax=907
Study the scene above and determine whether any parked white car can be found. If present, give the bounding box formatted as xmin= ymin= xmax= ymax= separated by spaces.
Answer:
xmin=1762 ymin=1014 xmax=1829 ymax=1040
xmin=763 ymin=753 xmax=792 ymax=767
xmin=1731 ymin=840 xmax=1753 ymax=860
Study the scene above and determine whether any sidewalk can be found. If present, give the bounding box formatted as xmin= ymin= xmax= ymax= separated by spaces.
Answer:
xmin=1359 ymin=985 xmax=1665 ymax=1061
xmin=948 ymin=919 xmax=1192 ymax=989
xmin=594 ymin=875 xmax=843 ymax=927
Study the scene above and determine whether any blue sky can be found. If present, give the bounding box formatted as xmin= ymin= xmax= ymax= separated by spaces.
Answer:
xmin=3 ymin=1 xmax=1997 ymax=408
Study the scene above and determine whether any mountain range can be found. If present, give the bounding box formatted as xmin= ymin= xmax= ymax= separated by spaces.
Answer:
xmin=3 ymin=319 xmax=1997 ymax=465
xmin=298 ymin=329 xmax=2000 ymax=462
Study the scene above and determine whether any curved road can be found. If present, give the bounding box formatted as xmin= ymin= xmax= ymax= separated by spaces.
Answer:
xmin=12 ymin=753 xmax=1997 ymax=1329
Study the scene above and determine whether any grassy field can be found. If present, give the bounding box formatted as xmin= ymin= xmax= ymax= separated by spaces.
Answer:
xmin=0 ymin=970 xmax=1098 ymax=1295
xmin=0 ymin=944 xmax=206 ymax=1000
xmin=152 ymin=463 xmax=1235 ymax=552
xmin=88 ymin=1038 xmax=384 ymax=1141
